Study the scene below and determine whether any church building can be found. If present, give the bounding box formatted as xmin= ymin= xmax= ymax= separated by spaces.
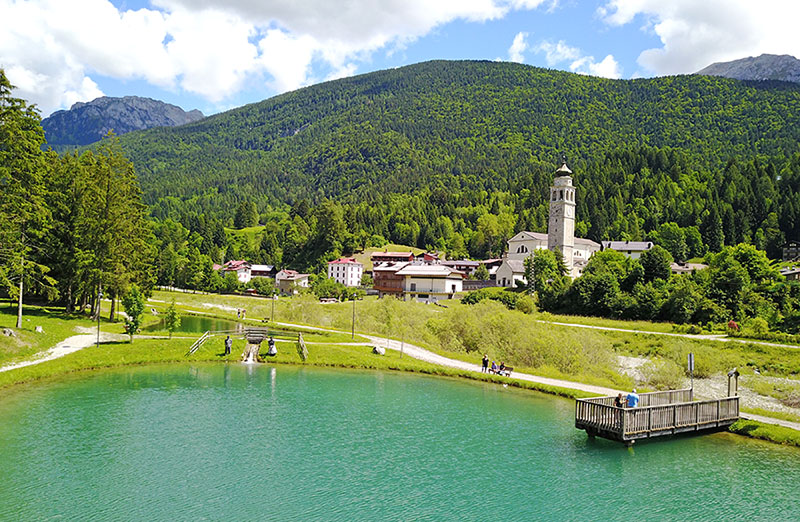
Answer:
xmin=496 ymin=160 xmax=600 ymax=287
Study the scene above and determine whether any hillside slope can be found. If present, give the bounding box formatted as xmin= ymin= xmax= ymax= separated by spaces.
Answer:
xmin=43 ymin=96 xmax=204 ymax=147
xmin=119 ymin=60 xmax=800 ymax=218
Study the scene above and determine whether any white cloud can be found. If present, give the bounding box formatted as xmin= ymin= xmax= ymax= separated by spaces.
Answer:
xmin=599 ymin=0 xmax=800 ymax=75
xmin=533 ymin=39 xmax=622 ymax=79
xmin=535 ymin=40 xmax=581 ymax=66
xmin=571 ymin=54 xmax=622 ymax=79
xmin=0 ymin=0 xmax=554 ymax=115
xmin=508 ymin=32 xmax=529 ymax=63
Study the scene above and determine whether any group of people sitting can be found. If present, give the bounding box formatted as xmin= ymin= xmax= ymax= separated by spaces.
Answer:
xmin=614 ymin=389 xmax=639 ymax=408
xmin=481 ymin=354 xmax=511 ymax=377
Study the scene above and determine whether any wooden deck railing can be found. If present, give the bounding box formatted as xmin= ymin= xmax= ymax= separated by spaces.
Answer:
xmin=575 ymin=390 xmax=739 ymax=442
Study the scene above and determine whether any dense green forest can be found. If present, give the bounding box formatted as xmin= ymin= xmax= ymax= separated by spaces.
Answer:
xmin=5 ymin=60 xmax=800 ymax=334
xmin=117 ymin=60 xmax=800 ymax=267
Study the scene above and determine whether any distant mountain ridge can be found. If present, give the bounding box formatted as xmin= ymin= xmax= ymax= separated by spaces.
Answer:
xmin=697 ymin=54 xmax=800 ymax=83
xmin=42 ymin=96 xmax=204 ymax=147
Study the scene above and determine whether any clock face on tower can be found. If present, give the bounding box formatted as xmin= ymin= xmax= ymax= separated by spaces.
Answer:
xmin=565 ymin=206 xmax=573 ymax=218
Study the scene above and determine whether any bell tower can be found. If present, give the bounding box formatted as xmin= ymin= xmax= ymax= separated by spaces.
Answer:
xmin=548 ymin=158 xmax=575 ymax=273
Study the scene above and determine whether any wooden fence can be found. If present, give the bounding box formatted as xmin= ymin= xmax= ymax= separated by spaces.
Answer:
xmin=575 ymin=389 xmax=739 ymax=443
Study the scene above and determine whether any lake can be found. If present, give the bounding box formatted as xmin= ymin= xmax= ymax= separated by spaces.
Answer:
xmin=144 ymin=314 xmax=240 ymax=333
xmin=0 ymin=365 xmax=798 ymax=520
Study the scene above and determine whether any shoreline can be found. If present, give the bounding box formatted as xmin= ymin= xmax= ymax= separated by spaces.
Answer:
xmin=1 ymin=329 xmax=798 ymax=448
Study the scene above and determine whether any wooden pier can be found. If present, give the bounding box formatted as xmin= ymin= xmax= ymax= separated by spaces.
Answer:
xmin=575 ymin=389 xmax=739 ymax=444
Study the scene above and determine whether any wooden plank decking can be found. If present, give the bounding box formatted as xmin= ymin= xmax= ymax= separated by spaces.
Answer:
xmin=575 ymin=389 xmax=739 ymax=444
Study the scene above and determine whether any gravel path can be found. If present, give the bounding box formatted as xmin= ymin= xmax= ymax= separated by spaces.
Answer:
xmin=0 ymin=327 xmax=128 ymax=373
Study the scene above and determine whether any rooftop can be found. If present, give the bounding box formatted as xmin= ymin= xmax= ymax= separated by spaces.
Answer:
xmin=328 ymin=257 xmax=362 ymax=265
xmin=601 ymin=241 xmax=654 ymax=251
xmin=396 ymin=264 xmax=463 ymax=278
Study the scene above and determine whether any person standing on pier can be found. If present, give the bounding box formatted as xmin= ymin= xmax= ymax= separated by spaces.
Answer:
xmin=627 ymin=389 xmax=639 ymax=408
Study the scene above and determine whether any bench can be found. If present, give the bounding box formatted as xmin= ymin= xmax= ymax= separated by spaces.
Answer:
xmin=489 ymin=366 xmax=513 ymax=377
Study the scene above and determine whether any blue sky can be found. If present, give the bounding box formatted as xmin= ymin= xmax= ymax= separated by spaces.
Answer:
xmin=1 ymin=0 xmax=797 ymax=117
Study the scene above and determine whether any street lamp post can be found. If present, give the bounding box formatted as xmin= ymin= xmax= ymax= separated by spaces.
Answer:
xmin=271 ymin=292 xmax=276 ymax=323
xmin=96 ymin=289 xmax=103 ymax=349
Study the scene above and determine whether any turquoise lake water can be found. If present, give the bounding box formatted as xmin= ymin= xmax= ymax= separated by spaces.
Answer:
xmin=0 ymin=364 xmax=798 ymax=520
xmin=144 ymin=314 xmax=240 ymax=333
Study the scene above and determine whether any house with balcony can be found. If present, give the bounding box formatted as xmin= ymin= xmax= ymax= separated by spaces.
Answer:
xmin=372 ymin=261 xmax=409 ymax=298
xmin=395 ymin=264 xmax=463 ymax=303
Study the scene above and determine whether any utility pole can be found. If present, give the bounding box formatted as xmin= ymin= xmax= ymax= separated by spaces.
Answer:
xmin=271 ymin=292 xmax=276 ymax=323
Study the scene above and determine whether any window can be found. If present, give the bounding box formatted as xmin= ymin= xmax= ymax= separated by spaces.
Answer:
xmin=410 ymin=283 xmax=416 ymax=291
xmin=516 ymin=245 xmax=528 ymax=253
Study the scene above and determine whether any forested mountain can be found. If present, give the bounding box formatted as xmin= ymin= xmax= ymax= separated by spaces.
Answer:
xmin=117 ymin=60 xmax=800 ymax=265
xmin=43 ymin=96 xmax=204 ymax=148
xmin=697 ymin=54 xmax=800 ymax=84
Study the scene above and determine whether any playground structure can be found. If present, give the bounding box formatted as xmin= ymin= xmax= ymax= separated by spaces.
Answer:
xmin=185 ymin=326 xmax=308 ymax=362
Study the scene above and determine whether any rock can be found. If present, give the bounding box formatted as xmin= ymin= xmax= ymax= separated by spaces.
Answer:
xmin=696 ymin=54 xmax=800 ymax=84
xmin=2 ymin=328 xmax=15 ymax=337
xmin=34 ymin=326 xmax=44 ymax=333
xmin=372 ymin=345 xmax=386 ymax=355
xmin=42 ymin=96 xmax=205 ymax=147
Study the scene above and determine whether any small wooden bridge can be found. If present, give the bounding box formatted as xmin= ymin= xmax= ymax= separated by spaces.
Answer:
xmin=575 ymin=389 xmax=739 ymax=445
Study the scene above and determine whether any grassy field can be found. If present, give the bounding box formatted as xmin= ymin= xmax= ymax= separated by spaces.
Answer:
xmin=535 ymin=312 xmax=679 ymax=334
xmin=0 ymin=302 xmax=100 ymax=365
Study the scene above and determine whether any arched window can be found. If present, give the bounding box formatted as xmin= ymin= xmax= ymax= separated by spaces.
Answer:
xmin=516 ymin=245 xmax=529 ymax=254
xmin=559 ymin=190 xmax=564 ymax=200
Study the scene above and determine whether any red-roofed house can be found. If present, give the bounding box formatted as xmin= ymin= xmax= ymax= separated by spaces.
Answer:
xmin=218 ymin=260 xmax=252 ymax=283
xmin=327 ymin=257 xmax=363 ymax=287
xmin=275 ymin=269 xmax=310 ymax=294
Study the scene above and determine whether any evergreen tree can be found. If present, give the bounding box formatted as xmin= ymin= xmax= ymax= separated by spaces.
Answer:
xmin=0 ymin=70 xmax=56 ymax=327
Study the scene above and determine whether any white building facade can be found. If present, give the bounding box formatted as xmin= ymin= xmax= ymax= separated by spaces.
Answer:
xmin=327 ymin=257 xmax=363 ymax=287
xmin=395 ymin=264 xmax=463 ymax=303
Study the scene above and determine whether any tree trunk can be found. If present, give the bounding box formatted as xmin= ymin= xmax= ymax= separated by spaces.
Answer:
xmin=65 ymin=284 xmax=73 ymax=314
xmin=16 ymin=275 xmax=23 ymax=329
xmin=79 ymin=293 xmax=87 ymax=314
xmin=109 ymin=295 xmax=116 ymax=322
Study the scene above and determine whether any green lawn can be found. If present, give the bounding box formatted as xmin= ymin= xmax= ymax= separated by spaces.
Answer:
xmin=0 ymin=302 xmax=100 ymax=365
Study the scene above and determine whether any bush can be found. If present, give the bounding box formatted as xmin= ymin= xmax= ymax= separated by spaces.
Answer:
xmin=516 ymin=294 xmax=535 ymax=314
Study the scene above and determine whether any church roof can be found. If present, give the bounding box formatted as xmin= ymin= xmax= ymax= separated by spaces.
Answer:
xmin=556 ymin=162 xmax=573 ymax=175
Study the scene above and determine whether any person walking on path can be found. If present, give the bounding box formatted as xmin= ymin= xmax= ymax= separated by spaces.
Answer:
xmin=224 ymin=335 xmax=232 ymax=355
xmin=481 ymin=354 xmax=489 ymax=373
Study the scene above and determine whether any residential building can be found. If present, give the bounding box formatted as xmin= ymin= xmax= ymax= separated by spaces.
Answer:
xmin=372 ymin=262 xmax=409 ymax=298
xmin=780 ymin=266 xmax=800 ymax=281
xmin=327 ymin=257 xmax=363 ymax=287
xmin=441 ymin=259 xmax=480 ymax=277
xmin=601 ymin=241 xmax=654 ymax=260
xmin=250 ymin=264 xmax=277 ymax=278
xmin=275 ymin=269 xmax=310 ymax=294
xmin=395 ymin=264 xmax=463 ymax=303
xmin=371 ymin=251 xmax=415 ymax=265
xmin=216 ymin=260 xmax=252 ymax=283
xmin=783 ymin=241 xmax=800 ymax=261
xmin=496 ymin=259 xmax=525 ymax=288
